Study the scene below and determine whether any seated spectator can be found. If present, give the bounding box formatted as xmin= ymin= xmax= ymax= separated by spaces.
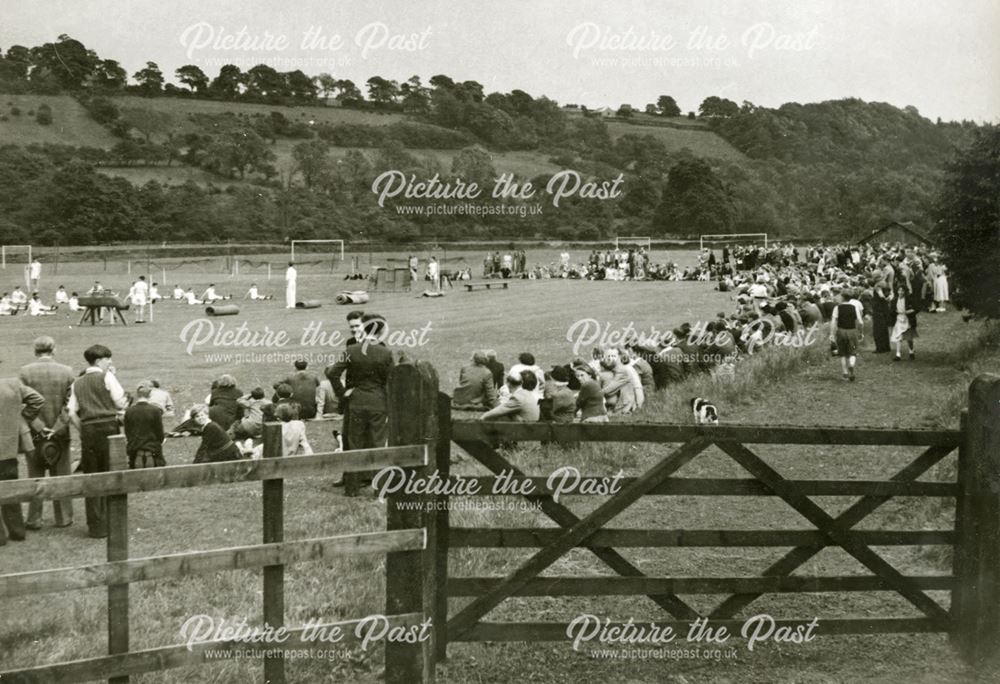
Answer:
xmin=481 ymin=371 xmax=540 ymax=422
xmin=315 ymin=377 xmax=338 ymax=416
xmin=124 ymin=384 xmax=165 ymax=468
xmin=277 ymin=402 xmax=312 ymax=457
xmin=276 ymin=359 xmax=320 ymax=420
xmin=230 ymin=387 xmax=271 ymax=440
xmin=146 ymin=378 xmax=175 ymax=416
xmin=508 ymin=352 xmax=545 ymax=401
xmin=272 ymin=383 xmax=300 ymax=417
xmin=543 ymin=366 xmax=576 ymax=423
xmin=452 ymin=351 xmax=498 ymax=409
xmin=600 ymin=348 xmax=643 ymax=415
xmin=191 ymin=404 xmax=243 ymax=463
xmin=207 ymin=374 xmax=242 ymax=430
xmin=573 ymin=363 xmax=608 ymax=423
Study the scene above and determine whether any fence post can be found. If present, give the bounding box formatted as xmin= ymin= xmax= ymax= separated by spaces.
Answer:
xmin=952 ymin=374 xmax=1000 ymax=667
xmin=107 ymin=434 xmax=129 ymax=684
xmin=261 ymin=422 xmax=285 ymax=684
xmin=385 ymin=361 xmax=438 ymax=683
xmin=434 ymin=391 xmax=451 ymax=663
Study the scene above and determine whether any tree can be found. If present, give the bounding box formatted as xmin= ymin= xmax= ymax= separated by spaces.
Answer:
xmin=698 ymin=96 xmax=739 ymax=118
xmin=210 ymin=64 xmax=244 ymax=99
xmin=314 ymin=72 xmax=337 ymax=99
xmin=291 ymin=139 xmax=331 ymax=189
xmin=451 ymin=146 xmax=496 ymax=187
xmin=366 ymin=76 xmax=400 ymax=107
xmin=91 ymin=59 xmax=127 ymax=91
xmin=245 ymin=64 xmax=286 ymax=100
xmin=654 ymin=157 xmax=735 ymax=235
xmin=284 ymin=70 xmax=317 ymax=101
xmin=119 ymin=107 xmax=172 ymax=142
xmin=176 ymin=65 xmax=209 ymax=94
xmin=29 ymin=35 xmax=98 ymax=90
xmin=933 ymin=126 xmax=1000 ymax=318
xmin=333 ymin=79 xmax=363 ymax=105
xmin=616 ymin=104 xmax=633 ymax=118
xmin=645 ymin=104 xmax=658 ymax=115
xmin=133 ymin=61 xmax=164 ymax=96
xmin=656 ymin=95 xmax=681 ymax=117
xmin=400 ymin=75 xmax=430 ymax=115
xmin=201 ymin=129 xmax=275 ymax=179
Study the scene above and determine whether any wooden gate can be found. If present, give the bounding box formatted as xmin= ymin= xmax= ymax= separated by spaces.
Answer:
xmin=426 ymin=374 xmax=1000 ymax=668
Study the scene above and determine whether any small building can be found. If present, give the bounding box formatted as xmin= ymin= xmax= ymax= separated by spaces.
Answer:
xmin=858 ymin=221 xmax=935 ymax=247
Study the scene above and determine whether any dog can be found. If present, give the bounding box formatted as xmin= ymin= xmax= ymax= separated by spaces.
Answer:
xmin=691 ymin=397 xmax=719 ymax=425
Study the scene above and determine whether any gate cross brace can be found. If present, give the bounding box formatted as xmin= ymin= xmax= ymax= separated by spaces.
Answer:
xmin=448 ymin=437 xmax=712 ymax=639
xmin=714 ymin=441 xmax=952 ymax=626
xmin=455 ymin=439 xmax=700 ymax=621
xmin=710 ymin=444 xmax=955 ymax=618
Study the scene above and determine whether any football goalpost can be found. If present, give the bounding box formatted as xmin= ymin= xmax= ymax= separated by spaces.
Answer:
xmin=290 ymin=239 xmax=345 ymax=261
xmin=699 ymin=233 xmax=768 ymax=250
xmin=2 ymin=244 xmax=33 ymax=289
xmin=614 ymin=236 xmax=652 ymax=250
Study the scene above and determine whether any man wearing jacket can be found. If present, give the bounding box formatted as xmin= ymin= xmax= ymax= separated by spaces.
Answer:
xmin=325 ymin=314 xmax=393 ymax=496
xmin=0 ymin=375 xmax=45 ymax=544
xmin=19 ymin=335 xmax=76 ymax=529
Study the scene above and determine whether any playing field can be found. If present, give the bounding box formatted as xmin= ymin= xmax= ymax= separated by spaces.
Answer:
xmin=1 ymin=255 xmax=994 ymax=683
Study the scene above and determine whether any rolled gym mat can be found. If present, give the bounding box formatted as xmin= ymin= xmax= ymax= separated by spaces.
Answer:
xmin=205 ymin=304 xmax=240 ymax=316
xmin=335 ymin=291 xmax=370 ymax=305
xmin=295 ymin=299 xmax=322 ymax=309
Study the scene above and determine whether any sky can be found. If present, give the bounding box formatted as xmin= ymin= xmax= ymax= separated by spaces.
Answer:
xmin=2 ymin=0 xmax=997 ymax=123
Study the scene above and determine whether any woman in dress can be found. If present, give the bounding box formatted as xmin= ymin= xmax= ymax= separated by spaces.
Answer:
xmin=191 ymin=404 xmax=243 ymax=463
xmin=926 ymin=257 xmax=950 ymax=312
xmin=889 ymin=282 xmax=918 ymax=361
xmin=871 ymin=280 xmax=892 ymax=353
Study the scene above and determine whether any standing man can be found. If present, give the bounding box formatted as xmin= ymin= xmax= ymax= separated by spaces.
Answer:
xmin=0 ymin=374 xmax=44 ymax=545
xmin=19 ymin=336 xmax=76 ymax=529
xmin=326 ymin=314 xmax=393 ymax=497
xmin=29 ymin=258 xmax=41 ymax=291
xmin=67 ymin=344 xmax=128 ymax=539
xmin=132 ymin=275 xmax=149 ymax=323
xmin=285 ymin=261 xmax=298 ymax=309
xmin=408 ymin=254 xmax=419 ymax=282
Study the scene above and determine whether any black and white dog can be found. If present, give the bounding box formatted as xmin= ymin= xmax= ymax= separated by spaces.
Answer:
xmin=691 ymin=397 xmax=719 ymax=425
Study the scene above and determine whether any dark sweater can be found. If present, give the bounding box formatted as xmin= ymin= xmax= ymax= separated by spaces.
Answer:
xmin=73 ymin=372 xmax=118 ymax=424
xmin=124 ymin=400 xmax=164 ymax=458
xmin=575 ymin=380 xmax=606 ymax=420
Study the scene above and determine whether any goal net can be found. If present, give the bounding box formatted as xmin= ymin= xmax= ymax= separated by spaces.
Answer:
xmin=699 ymin=233 xmax=768 ymax=250
xmin=288 ymin=239 xmax=347 ymax=275
xmin=2 ymin=244 xmax=33 ymax=289
xmin=614 ymin=236 xmax=652 ymax=250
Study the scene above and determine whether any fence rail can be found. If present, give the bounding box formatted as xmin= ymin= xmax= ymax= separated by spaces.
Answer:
xmin=0 ymin=392 xmax=436 ymax=684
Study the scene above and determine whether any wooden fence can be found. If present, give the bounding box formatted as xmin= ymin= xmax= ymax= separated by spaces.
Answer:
xmin=2 ymin=369 xmax=998 ymax=681
xmin=426 ymin=373 xmax=1000 ymax=669
xmin=0 ymin=363 xmax=440 ymax=684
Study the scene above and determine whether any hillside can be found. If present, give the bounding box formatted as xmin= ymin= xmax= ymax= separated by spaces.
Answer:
xmin=0 ymin=94 xmax=118 ymax=148
xmin=605 ymin=118 xmax=745 ymax=161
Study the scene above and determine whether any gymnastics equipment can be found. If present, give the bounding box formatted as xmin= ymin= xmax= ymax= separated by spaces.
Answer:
xmin=335 ymin=291 xmax=370 ymax=305
xmin=206 ymin=304 xmax=240 ymax=316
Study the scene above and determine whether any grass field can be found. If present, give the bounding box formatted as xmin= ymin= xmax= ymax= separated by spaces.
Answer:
xmin=0 ymin=94 xmax=119 ymax=148
xmin=1 ymin=255 xmax=998 ymax=683
xmin=604 ymin=119 xmax=746 ymax=161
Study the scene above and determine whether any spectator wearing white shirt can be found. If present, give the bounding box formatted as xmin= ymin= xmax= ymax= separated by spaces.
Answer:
xmin=67 ymin=344 xmax=129 ymax=539
xmin=28 ymin=293 xmax=55 ymax=316
xmin=54 ymin=286 xmax=69 ymax=304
